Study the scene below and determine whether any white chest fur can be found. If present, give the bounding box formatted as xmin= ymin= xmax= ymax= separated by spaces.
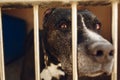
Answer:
xmin=41 ymin=63 xmax=65 ymax=80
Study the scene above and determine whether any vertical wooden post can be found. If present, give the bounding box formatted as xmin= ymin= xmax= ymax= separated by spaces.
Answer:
xmin=33 ymin=5 xmax=40 ymax=80
xmin=111 ymin=1 xmax=118 ymax=80
xmin=71 ymin=2 xmax=78 ymax=80
xmin=0 ymin=7 xmax=5 ymax=80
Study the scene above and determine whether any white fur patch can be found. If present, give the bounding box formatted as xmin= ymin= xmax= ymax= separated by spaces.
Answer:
xmin=80 ymin=15 xmax=109 ymax=42
xmin=41 ymin=63 xmax=65 ymax=80
xmin=85 ymin=28 xmax=108 ymax=42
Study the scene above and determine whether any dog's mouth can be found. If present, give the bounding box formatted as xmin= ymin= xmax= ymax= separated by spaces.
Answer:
xmin=60 ymin=54 xmax=114 ymax=77
xmin=84 ymin=70 xmax=104 ymax=77
xmin=78 ymin=63 xmax=113 ymax=77
xmin=84 ymin=66 xmax=112 ymax=77
xmin=61 ymin=59 xmax=114 ymax=77
xmin=77 ymin=51 xmax=114 ymax=77
xmin=81 ymin=61 xmax=114 ymax=76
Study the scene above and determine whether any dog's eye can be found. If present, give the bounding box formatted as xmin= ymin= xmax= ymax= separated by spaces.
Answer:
xmin=60 ymin=23 xmax=68 ymax=29
xmin=96 ymin=24 xmax=101 ymax=30
xmin=57 ymin=20 xmax=71 ymax=32
xmin=59 ymin=21 xmax=70 ymax=31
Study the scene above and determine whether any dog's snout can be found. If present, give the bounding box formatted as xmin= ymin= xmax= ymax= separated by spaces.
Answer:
xmin=95 ymin=44 xmax=114 ymax=57
xmin=89 ymin=42 xmax=114 ymax=63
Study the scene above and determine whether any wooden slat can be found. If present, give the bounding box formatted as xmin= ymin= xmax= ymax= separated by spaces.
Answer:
xmin=0 ymin=0 xmax=115 ymax=8
xmin=0 ymin=0 xmax=113 ymax=3
xmin=111 ymin=1 xmax=118 ymax=80
xmin=0 ymin=7 xmax=5 ymax=80
xmin=71 ymin=2 xmax=78 ymax=80
xmin=33 ymin=5 xmax=40 ymax=80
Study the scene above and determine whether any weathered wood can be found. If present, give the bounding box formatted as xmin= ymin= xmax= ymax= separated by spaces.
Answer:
xmin=71 ymin=2 xmax=78 ymax=80
xmin=111 ymin=1 xmax=118 ymax=80
xmin=0 ymin=0 xmax=119 ymax=8
xmin=33 ymin=5 xmax=40 ymax=80
xmin=0 ymin=7 xmax=5 ymax=80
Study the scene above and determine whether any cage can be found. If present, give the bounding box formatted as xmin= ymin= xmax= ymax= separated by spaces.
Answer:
xmin=0 ymin=0 xmax=119 ymax=80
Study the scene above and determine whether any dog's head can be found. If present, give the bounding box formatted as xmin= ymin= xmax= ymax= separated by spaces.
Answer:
xmin=43 ymin=8 xmax=114 ymax=77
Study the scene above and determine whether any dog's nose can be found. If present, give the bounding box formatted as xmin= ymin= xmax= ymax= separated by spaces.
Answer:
xmin=89 ymin=42 xmax=114 ymax=63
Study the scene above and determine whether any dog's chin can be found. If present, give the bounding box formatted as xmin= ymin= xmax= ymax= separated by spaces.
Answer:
xmin=78 ymin=66 xmax=113 ymax=77
xmin=77 ymin=51 xmax=114 ymax=77
xmin=80 ymin=62 xmax=114 ymax=77
xmin=77 ymin=62 xmax=114 ymax=77
xmin=84 ymin=67 xmax=113 ymax=77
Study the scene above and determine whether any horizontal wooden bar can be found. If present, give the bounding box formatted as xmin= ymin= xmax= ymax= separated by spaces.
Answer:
xmin=0 ymin=0 xmax=117 ymax=8
xmin=0 ymin=0 xmax=114 ymax=3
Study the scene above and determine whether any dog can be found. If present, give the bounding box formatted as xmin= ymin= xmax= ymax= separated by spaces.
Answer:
xmin=21 ymin=8 xmax=114 ymax=80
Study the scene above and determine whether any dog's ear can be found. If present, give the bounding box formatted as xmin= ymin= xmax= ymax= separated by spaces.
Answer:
xmin=43 ymin=8 xmax=55 ymax=29
xmin=44 ymin=8 xmax=55 ymax=19
xmin=44 ymin=8 xmax=55 ymax=16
